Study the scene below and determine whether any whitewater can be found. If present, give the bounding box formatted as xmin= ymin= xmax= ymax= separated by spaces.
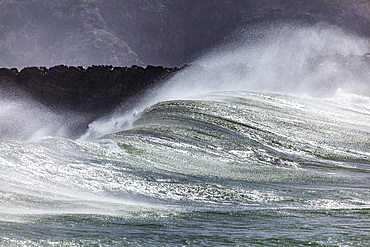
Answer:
xmin=0 ymin=24 xmax=369 ymax=246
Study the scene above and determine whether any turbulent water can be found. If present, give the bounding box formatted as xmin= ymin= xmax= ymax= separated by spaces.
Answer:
xmin=1 ymin=25 xmax=369 ymax=246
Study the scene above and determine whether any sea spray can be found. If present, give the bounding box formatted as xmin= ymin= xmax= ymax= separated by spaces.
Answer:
xmin=0 ymin=93 xmax=90 ymax=141
xmin=82 ymin=23 xmax=369 ymax=140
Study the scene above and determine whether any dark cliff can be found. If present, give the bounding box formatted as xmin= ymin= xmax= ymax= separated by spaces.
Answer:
xmin=0 ymin=65 xmax=181 ymax=114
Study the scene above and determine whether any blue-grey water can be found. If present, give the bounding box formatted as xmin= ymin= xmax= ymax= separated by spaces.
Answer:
xmin=0 ymin=25 xmax=369 ymax=246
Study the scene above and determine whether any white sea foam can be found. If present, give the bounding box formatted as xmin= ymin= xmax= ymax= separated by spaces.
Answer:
xmin=332 ymin=88 xmax=370 ymax=104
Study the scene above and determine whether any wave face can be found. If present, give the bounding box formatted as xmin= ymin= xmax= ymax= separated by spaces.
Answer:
xmin=1 ymin=25 xmax=370 ymax=246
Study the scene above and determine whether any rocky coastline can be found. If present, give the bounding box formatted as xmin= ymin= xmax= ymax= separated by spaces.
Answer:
xmin=0 ymin=64 xmax=182 ymax=115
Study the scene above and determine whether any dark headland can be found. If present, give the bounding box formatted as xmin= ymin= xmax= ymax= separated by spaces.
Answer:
xmin=0 ymin=65 xmax=183 ymax=116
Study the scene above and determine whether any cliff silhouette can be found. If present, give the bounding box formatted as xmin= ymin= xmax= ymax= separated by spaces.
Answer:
xmin=0 ymin=65 xmax=182 ymax=115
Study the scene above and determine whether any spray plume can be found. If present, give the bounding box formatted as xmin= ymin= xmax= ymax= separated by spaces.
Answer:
xmin=81 ymin=23 xmax=369 ymax=140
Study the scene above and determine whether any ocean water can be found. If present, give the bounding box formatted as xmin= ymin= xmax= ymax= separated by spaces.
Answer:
xmin=0 ymin=24 xmax=369 ymax=246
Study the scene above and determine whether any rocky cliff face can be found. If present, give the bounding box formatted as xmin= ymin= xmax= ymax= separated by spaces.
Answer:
xmin=97 ymin=0 xmax=370 ymax=66
xmin=0 ymin=0 xmax=141 ymax=68
xmin=0 ymin=0 xmax=368 ymax=68
xmin=0 ymin=65 xmax=181 ymax=114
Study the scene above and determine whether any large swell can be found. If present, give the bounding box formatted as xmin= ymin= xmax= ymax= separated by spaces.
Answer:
xmin=0 ymin=24 xmax=369 ymax=246
xmin=1 ymin=91 xmax=369 ymax=246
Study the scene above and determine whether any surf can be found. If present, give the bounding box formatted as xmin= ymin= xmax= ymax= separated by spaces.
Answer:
xmin=0 ymin=23 xmax=369 ymax=247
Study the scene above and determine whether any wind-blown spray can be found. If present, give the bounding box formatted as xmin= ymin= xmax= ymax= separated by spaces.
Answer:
xmin=83 ymin=23 xmax=369 ymax=140
xmin=0 ymin=95 xmax=89 ymax=141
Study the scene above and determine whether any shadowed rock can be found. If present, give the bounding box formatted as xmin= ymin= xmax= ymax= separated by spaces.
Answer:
xmin=0 ymin=65 xmax=182 ymax=115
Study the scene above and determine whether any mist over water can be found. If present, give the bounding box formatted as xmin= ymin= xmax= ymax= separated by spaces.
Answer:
xmin=83 ymin=24 xmax=370 ymax=140
xmin=0 ymin=93 xmax=88 ymax=141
